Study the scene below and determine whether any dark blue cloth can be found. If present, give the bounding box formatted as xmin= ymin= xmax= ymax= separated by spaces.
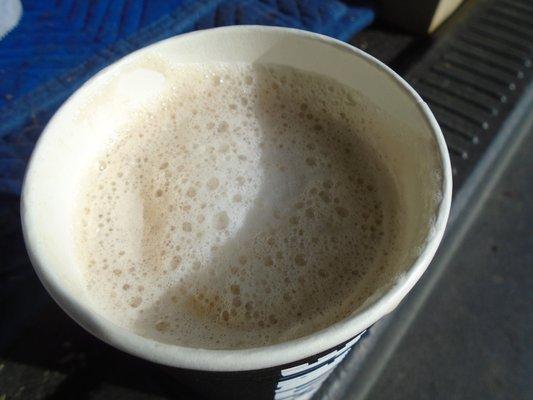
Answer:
xmin=0 ymin=0 xmax=374 ymax=195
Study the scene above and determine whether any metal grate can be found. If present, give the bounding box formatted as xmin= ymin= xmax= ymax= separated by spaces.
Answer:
xmin=406 ymin=0 xmax=532 ymax=189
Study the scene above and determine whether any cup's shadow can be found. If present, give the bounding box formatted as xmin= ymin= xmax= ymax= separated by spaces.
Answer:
xmin=133 ymin=66 xmax=394 ymax=350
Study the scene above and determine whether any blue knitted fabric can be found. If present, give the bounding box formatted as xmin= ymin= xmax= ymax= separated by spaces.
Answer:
xmin=0 ymin=0 xmax=374 ymax=195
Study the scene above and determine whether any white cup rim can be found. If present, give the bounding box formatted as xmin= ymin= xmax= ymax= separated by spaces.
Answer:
xmin=21 ymin=25 xmax=452 ymax=372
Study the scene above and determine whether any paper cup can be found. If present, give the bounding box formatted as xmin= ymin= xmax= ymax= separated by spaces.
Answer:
xmin=21 ymin=26 xmax=452 ymax=399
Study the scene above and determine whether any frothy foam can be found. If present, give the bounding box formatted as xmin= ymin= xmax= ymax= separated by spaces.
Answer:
xmin=75 ymin=61 xmax=402 ymax=349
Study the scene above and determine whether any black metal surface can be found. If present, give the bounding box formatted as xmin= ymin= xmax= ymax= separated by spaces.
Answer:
xmin=408 ymin=0 xmax=532 ymax=189
xmin=353 ymin=0 xmax=532 ymax=190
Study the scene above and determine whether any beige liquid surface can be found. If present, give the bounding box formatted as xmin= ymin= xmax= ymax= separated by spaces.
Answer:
xmin=75 ymin=61 xmax=403 ymax=349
